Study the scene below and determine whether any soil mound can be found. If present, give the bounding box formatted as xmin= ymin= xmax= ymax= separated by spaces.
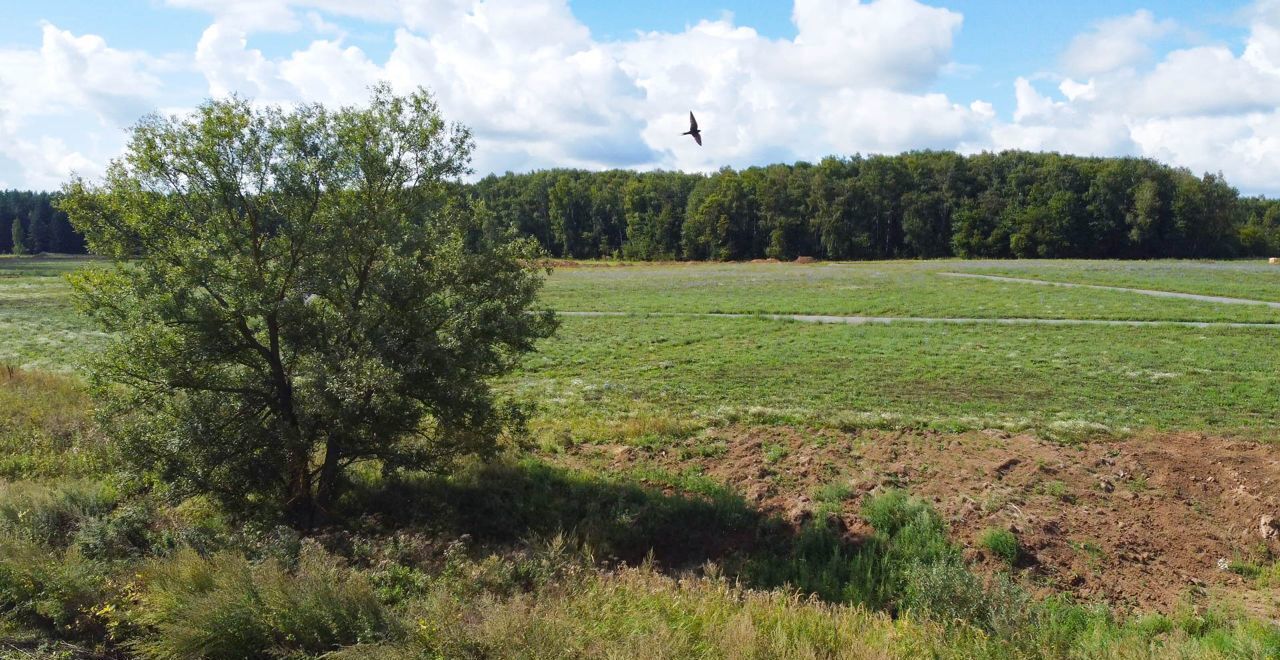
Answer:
xmin=578 ymin=427 xmax=1280 ymax=611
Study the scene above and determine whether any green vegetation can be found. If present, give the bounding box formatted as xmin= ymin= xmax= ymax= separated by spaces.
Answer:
xmin=967 ymin=259 xmax=1280 ymax=302
xmin=59 ymin=86 xmax=554 ymax=521
xmin=979 ymin=527 xmax=1021 ymax=565
xmin=0 ymin=257 xmax=101 ymax=372
xmin=473 ymin=152 xmax=1280 ymax=261
xmin=516 ymin=314 xmax=1280 ymax=439
xmin=0 ymin=190 xmax=86 ymax=255
xmin=541 ymin=261 xmax=1280 ymax=322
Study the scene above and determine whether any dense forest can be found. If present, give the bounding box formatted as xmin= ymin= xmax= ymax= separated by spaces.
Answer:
xmin=472 ymin=151 xmax=1280 ymax=261
xmin=0 ymin=190 xmax=86 ymax=255
xmin=8 ymin=151 xmax=1280 ymax=260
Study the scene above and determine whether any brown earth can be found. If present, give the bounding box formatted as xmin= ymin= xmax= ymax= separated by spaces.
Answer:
xmin=568 ymin=426 xmax=1280 ymax=613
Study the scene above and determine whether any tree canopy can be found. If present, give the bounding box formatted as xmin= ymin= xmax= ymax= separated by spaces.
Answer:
xmin=471 ymin=152 xmax=1280 ymax=261
xmin=60 ymin=85 xmax=557 ymax=522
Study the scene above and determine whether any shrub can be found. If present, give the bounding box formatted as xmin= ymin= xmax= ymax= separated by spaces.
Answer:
xmin=74 ymin=501 xmax=159 ymax=560
xmin=130 ymin=542 xmax=399 ymax=659
xmin=978 ymin=527 xmax=1021 ymax=565
xmin=0 ymin=479 xmax=117 ymax=546
xmin=0 ymin=538 xmax=109 ymax=638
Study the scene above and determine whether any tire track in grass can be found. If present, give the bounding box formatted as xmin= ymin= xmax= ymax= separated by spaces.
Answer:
xmin=937 ymin=272 xmax=1280 ymax=309
xmin=553 ymin=311 xmax=1280 ymax=329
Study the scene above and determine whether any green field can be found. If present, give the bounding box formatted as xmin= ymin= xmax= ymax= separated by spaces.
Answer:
xmin=6 ymin=256 xmax=1280 ymax=438
xmin=542 ymin=261 xmax=1280 ymax=322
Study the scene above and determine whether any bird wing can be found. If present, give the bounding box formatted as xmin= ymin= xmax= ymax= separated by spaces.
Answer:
xmin=689 ymin=112 xmax=698 ymax=132
xmin=693 ymin=132 xmax=702 ymax=146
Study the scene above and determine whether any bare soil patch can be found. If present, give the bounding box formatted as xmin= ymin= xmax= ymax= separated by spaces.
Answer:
xmin=569 ymin=426 xmax=1280 ymax=612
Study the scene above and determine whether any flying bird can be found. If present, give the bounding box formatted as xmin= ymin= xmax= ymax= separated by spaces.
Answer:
xmin=682 ymin=112 xmax=702 ymax=146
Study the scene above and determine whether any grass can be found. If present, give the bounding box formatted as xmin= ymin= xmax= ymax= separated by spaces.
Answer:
xmin=0 ymin=256 xmax=108 ymax=372
xmin=965 ymin=259 xmax=1280 ymax=302
xmin=541 ymin=260 xmax=1280 ymax=322
xmin=510 ymin=315 xmax=1280 ymax=439
xmin=979 ymin=527 xmax=1021 ymax=565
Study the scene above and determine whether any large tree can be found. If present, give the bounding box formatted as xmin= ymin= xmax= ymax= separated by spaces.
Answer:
xmin=60 ymin=85 xmax=557 ymax=522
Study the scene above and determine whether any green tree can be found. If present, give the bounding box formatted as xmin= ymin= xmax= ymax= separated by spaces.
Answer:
xmin=60 ymin=85 xmax=557 ymax=522
xmin=9 ymin=216 xmax=26 ymax=255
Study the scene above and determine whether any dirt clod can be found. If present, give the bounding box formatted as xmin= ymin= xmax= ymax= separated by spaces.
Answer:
xmin=1261 ymin=515 xmax=1279 ymax=540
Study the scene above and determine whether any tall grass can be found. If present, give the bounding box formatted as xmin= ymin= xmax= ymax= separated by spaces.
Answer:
xmin=129 ymin=543 xmax=398 ymax=659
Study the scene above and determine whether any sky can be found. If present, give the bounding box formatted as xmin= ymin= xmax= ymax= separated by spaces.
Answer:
xmin=2 ymin=1 xmax=1280 ymax=194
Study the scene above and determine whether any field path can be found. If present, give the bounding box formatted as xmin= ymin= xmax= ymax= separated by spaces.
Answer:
xmin=938 ymin=271 xmax=1280 ymax=308
xmin=555 ymin=311 xmax=1280 ymax=329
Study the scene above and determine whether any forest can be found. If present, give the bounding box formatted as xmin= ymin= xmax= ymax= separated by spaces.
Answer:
xmin=0 ymin=190 xmax=86 ymax=255
xmin=471 ymin=150 xmax=1280 ymax=261
xmin=7 ymin=150 xmax=1280 ymax=260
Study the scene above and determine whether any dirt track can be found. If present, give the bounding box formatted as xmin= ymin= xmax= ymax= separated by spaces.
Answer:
xmin=938 ymin=272 xmax=1280 ymax=309
xmin=555 ymin=310 xmax=1280 ymax=329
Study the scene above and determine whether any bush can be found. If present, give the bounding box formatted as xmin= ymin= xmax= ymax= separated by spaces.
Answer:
xmin=0 ymin=538 xmax=109 ymax=637
xmin=0 ymin=479 xmax=117 ymax=546
xmin=130 ymin=542 xmax=399 ymax=659
xmin=978 ymin=527 xmax=1021 ymax=565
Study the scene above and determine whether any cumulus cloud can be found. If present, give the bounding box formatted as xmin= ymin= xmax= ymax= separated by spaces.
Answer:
xmin=0 ymin=23 xmax=178 ymax=188
xmin=8 ymin=0 xmax=1280 ymax=195
xmin=1060 ymin=10 xmax=1176 ymax=77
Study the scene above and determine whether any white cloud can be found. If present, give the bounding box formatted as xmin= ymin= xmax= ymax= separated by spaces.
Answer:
xmin=987 ymin=2 xmax=1280 ymax=191
xmin=0 ymin=23 xmax=177 ymax=188
xmin=1061 ymin=10 xmax=1176 ymax=77
xmin=9 ymin=0 xmax=1280 ymax=196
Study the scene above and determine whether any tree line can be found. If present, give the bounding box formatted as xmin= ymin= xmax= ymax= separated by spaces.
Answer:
xmin=1 ymin=190 xmax=87 ymax=255
xmin=11 ymin=150 xmax=1280 ymax=260
xmin=471 ymin=151 xmax=1280 ymax=261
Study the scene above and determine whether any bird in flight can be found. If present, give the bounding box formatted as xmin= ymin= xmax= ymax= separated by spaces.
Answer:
xmin=683 ymin=111 xmax=702 ymax=146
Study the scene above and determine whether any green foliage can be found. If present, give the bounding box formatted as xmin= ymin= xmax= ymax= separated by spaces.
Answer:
xmin=59 ymin=85 xmax=556 ymax=521
xmin=0 ymin=538 xmax=108 ymax=638
xmin=978 ymin=527 xmax=1021 ymax=565
xmin=0 ymin=479 xmax=118 ymax=546
xmin=10 ymin=216 xmax=27 ymax=255
xmin=470 ymin=151 xmax=1275 ymax=261
xmin=741 ymin=490 xmax=956 ymax=607
xmin=130 ymin=543 xmax=398 ymax=659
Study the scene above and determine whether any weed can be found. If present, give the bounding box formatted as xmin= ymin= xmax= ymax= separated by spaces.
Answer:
xmin=978 ymin=527 xmax=1021 ymax=565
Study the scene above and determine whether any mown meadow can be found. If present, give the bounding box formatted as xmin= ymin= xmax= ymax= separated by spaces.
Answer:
xmin=3 ymin=255 xmax=1280 ymax=658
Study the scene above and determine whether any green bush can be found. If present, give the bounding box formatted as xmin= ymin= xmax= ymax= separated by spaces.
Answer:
xmin=74 ymin=501 xmax=159 ymax=560
xmin=0 ymin=537 xmax=108 ymax=637
xmin=0 ymin=479 xmax=117 ymax=546
xmin=130 ymin=542 xmax=399 ymax=659
xmin=978 ymin=527 xmax=1021 ymax=565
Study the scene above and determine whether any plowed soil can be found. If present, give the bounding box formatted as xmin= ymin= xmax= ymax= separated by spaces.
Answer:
xmin=572 ymin=426 xmax=1280 ymax=613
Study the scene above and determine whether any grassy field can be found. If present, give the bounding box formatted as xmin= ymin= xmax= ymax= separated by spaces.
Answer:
xmin=964 ymin=259 xmax=1280 ymax=302
xmin=6 ymin=256 xmax=1280 ymax=437
xmin=0 ymin=257 xmax=106 ymax=372
xmin=541 ymin=260 xmax=1280 ymax=322
xmin=516 ymin=316 xmax=1279 ymax=441
xmin=4 ymin=255 xmax=1280 ymax=657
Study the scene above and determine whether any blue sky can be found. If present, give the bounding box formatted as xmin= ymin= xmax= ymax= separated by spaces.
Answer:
xmin=2 ymin=0 xmax=1279 ymax=193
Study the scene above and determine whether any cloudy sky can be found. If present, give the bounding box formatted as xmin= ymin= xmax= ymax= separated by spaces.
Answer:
xmin=2 ymin=0 xmax=1280 ymax=193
